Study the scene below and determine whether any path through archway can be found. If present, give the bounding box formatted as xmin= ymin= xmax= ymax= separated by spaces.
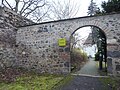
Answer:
xmin=70 ymin=26 xmax=107 ymax=76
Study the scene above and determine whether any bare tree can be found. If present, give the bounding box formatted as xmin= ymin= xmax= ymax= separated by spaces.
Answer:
xmin=1 ymin=0 xmax=49 ymax=22
xmin=28 ymin=3 xmax=51 ymax=22
xmin=46 ymin=0 xmax=80 ymax=20
xmin=71 ymin=32 xmax=87 ymax=50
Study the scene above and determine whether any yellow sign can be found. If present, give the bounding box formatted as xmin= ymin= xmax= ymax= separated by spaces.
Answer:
xmin=58 ymin=38 xmax=66 ymax=46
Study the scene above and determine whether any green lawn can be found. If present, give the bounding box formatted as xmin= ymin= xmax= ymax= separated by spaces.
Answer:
xmin=0 ymin=74 xmax=64 ymax=90
xmin=95 ymin=61 xmax=107 ymax=76
xmin=100 ymin=76 xmax=120 ymax=90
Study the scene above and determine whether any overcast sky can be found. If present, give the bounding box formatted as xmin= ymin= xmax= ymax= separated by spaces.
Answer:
xmin=75 ymin=0 xmax=108 ymax=17
xmin=0 ymin=0 xmax=108 ymax=17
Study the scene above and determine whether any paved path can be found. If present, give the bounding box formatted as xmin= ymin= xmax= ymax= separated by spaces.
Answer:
xmin=60 ymin=59 xmax=111 ymax=90
xmin=60 ymin=76 xmax=112 ymax=90
xmin=75 ymin=58 xmax=99 ymax=76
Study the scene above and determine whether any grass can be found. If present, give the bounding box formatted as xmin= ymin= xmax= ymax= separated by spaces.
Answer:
xmin=52 ymin=74 xmax=74 ymax=90
xmin=95 ymin=61 xmax=107 ymax=76
xmin=0 ymin=73 xmax=65 ymax=90
xmin=96 ymin=61 xmax=107 ymax=68
xmin=100 ymin=76 xmax=120 ymax=90
xmin=0 ymin=68 xmax=74 ymax=90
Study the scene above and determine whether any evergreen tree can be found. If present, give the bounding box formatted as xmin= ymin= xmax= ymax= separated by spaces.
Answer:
xmin=101 ymin=0 xmax=120 ymax=13
xmin=88 ymin=0 xmax=100 ymax=16
xmin=88 ymin=0 xmax=107 ymax=70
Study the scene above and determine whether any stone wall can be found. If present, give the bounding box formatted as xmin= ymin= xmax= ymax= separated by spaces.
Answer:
xmin=0 ymin=6 xmax=34 ymax=70
xmin=16 ymin=24 xmax=71 ymax=74
xmin=0 ymin=6 xmax=120 ymax=76
xmin=0 ymin=6 xmax=34 ymax=29
xmin=17 ymin=14 xmax=120 ymax=75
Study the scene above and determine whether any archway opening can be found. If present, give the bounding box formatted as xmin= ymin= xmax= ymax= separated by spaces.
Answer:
xmin=70 ymin=25 xmax=107 ymax=76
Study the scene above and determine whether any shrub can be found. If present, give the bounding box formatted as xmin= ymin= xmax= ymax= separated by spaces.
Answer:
xmin=71 ymin=48 xmax=88 ymax=72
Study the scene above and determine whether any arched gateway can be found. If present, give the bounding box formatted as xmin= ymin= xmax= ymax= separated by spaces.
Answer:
xmin=17 ymin=13 xmax=120 ymax=76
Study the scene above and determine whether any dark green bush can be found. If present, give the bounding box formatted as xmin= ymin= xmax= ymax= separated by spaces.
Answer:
xmin=95 ymin=52 xmax=99 ymax=61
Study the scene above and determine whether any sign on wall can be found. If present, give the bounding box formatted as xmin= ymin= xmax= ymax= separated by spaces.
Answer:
xmin=58 ymin=38 xmax=66 ymax=46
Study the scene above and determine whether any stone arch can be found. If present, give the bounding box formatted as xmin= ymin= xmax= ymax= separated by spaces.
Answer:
xmin=68 ymin=24 xmax=108 ymax=48
xmin=69 ymin=24 xmax=107 ymax=72
xmin=68 ymin=19 xmax=109 ymax=39
xmin=16 ymin=14 xmax=120 ymax=76
xmin=70 ymin=25 xmax=107 ymax=37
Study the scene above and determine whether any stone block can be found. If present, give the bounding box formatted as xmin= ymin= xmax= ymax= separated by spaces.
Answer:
xmin=65 ymin=47 xmax=70 ymax=52
xmin=116 ymin=65 xmax=120 ymax=71
xmin=107 ymin=51 xmax=120 ymax=58
xmin=107 ymin=58 xmax=113 ymax=74
xmin=59 ymin=48 xmax=64 ymax=52
xmin=64 ymin=62 xmax=69 ymax=67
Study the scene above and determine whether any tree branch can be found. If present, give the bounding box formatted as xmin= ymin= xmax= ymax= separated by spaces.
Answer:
xmin=4 ymin=0 xmax=14 ymax=10
xmin=24 ymin=2 xmax=46 ymax=17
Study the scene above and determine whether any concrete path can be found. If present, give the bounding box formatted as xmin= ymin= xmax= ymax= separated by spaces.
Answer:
xmin=60 ymin=76 xmax=112 ymax=90
xmin=74 ymin=58 xmax=99 ymax=76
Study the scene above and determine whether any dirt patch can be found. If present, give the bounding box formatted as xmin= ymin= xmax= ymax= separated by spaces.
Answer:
xmin=0 ymin=68 xmax=26 ymax=83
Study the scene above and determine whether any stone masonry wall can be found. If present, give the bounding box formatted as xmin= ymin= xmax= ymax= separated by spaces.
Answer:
xmin=0 ymin=6 xmax=34 ymax=70
xmin=17 ymin=14 xmax=120 ymax=75
xmin=16 ymin=25 xmax=71 ymax=74
xmin=0 ymin=6 xmax=34 ymax=29
xmin=0 ymin=6 xmax=120 ymax=75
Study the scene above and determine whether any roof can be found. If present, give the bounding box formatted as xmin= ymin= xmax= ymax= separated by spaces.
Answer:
xmin=83 ymin=33 xmax=93 ymax=45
